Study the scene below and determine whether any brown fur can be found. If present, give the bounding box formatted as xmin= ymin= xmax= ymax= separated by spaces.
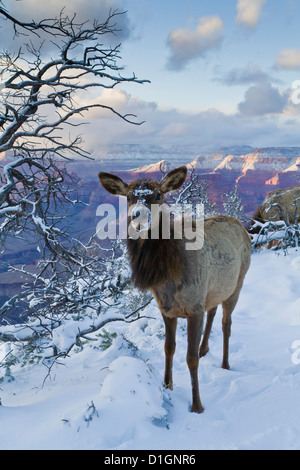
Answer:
xmin=127 ymin=229 xmax=186 ymax=291
xmin=248 ymin=206 xmax=264 ymax=234
xmin=99 ymin=167 xmax=251 ymax=413
xmin=249 ymin=185 xmax=300 ymax=233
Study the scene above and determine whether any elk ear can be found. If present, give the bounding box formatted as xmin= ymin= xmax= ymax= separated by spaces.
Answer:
xmin=98 ymin=172 xmax=128 ymax=196
xmin=159 ymin=166 xmax=187 ymax=193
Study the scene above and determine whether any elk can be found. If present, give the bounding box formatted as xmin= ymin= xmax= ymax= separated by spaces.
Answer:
xmin=99 ymin=166 xmax=251 ymax=413
xmin=249 ymin=185 xmax=300 ymax=233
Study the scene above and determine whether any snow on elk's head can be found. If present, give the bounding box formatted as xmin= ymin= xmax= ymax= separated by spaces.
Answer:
xmin=98 ymin=166 xmax=188 ymax=233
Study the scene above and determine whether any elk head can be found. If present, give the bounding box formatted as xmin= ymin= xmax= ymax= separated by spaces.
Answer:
xmin=99 ymin=166 xmax=188 ymax=236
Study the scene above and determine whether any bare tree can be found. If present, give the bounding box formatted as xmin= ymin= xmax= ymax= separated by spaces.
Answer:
xmin=0 ymin=5 xmax=148 ymax=241
xmin=0 ymin=3 xmax=152 ymax=371
xmin=0 ymin=5 xmax=147 ymax=155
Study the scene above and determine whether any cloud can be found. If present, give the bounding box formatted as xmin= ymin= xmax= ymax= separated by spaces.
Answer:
xmin=215 ymin=65 xmax=281 ymax=86
xmin=238 ymin=82 xmax=288 ymax=116
xmin=71 ymin=88 xmax=159 ymax=148
xmin=235 ymin=0 xmax=266 ymax=29
xmin=159 ymin=122 xmax=189 ymax=137
xmin=275 ymin=49 xmax=300 ymax=70
xmin=0 ymin=0 xmax=132 ymax=51
xmin=3 ymin=0 xmax=130 ymax=30
xmin=166 ymin=16 xmax=224 ymax=71
xmin=71 ymin=87 xmax=300 ymax=152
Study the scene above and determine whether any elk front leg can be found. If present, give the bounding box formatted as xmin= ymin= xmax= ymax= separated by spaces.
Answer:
xmin=162 ymin=315 xmax=177 ymax=390
xmin=187 ymin=313 xmax=204 ymax=413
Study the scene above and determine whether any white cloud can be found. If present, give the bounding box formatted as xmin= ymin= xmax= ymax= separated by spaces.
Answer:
xmin=215 ymin=65 xmax=281 ymax=86
xmin=166 ymin=16 xmax=224 ymax=71
xmin=238 ymin=82 xmax=288 ymax=116
xmin=275 ymin=49 xmax=300 ymax=70
xmin=70 ymin=87 xmax=300 ymax=152
xmin=159 ymin=122 xmax=188 ymax=137
xmin=235 ymin=0 xmax=266 ymax=28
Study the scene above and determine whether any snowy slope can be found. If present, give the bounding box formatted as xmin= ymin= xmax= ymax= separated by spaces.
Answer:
xmin=214 ymin=149 xmax=300 ymax=174
xmin=126 ymin=160 xmax=170 ymax=174
xmin=0 ymin=249 xmax=300 ymax=450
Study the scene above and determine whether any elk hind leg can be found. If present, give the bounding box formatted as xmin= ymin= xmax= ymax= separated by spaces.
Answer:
xmin=199 ymin=306 xmax=217 ymax=358
xmin=221 ymin=286 xmax=242 ymax=370
xmin=162 ymin=315 xmax=177 ymax=390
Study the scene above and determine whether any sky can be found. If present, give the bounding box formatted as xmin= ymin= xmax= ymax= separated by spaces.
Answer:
xmin=2 ymin=0 xmax=300 ymax=153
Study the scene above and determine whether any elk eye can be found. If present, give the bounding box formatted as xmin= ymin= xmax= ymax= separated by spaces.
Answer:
xmin=127 ymin=194 xmax=130 ymax=201
xmin=156 ymin=193 xmax=161 ymax=200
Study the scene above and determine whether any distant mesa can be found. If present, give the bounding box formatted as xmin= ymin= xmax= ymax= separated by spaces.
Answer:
xmin=266 ymin=174 xmax=280 ymax=185
xmin=117 ymin=146 xmax=300 ymax=218
xmin=1 ymin=144 xmax=300 ymax=224
xmin=126 ymin=160 xmax=170 ymax=174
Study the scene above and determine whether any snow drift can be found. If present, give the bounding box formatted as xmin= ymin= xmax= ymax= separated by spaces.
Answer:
xmin=0 ymin=249 xmax=300 ymax=450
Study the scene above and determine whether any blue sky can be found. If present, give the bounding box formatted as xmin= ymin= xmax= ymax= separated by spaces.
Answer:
xmin=3 ymin=0 xmax=300 ymax=151
xmin=102 ymin=0 xmax=300 ymax=150
xmin=121 ymin=0 xmax=300 ymax=109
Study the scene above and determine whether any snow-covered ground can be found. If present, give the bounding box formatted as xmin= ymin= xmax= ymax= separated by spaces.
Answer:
xmin=0 ymin=249 xmax=300 ymax=450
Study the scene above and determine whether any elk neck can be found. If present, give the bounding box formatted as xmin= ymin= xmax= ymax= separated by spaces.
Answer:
xmin=126 ymin=218 xmax=187 ymax=291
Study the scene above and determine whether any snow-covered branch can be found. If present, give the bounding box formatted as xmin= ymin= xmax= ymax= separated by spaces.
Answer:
xmin=249 ymin=206 xmax=300 ymax=251
xmin=0 ymin=7 xmax=149 ymax=156
xmin=0 ymin=5 xmax=152 ymax=372
xmin=0 ymin=238 xmax=153 ymax=368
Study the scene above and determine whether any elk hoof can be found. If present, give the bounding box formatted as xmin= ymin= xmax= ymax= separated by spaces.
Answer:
xmin=191 ymin=403 xmax=204 ymax=414
xmin=199 ymin=345 xmax=209 ymax=358
xmin=222 ymin=362 xmax=230 ymax=370
xmin=163 ymin=381 xmax=173 ymax=391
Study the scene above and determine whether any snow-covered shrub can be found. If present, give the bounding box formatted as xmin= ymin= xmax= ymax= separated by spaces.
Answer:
xmin=221 ymin=186 xmax=246 ymax=221
xmin=0 ymin=239 xmax=152 ymax=375
xmin=250 ymin=219 xmax=300 ymax=251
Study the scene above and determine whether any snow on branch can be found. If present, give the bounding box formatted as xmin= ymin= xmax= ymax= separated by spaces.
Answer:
xmin=249 ymin=201 xmax=300 ymax=251
xmin=0 ymin=6 xmax=149 ymax=157
xmin=0 ymin=5 xmax=152 ymax=375
xmin=0 ymin=239 xmax=153 ymax=370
